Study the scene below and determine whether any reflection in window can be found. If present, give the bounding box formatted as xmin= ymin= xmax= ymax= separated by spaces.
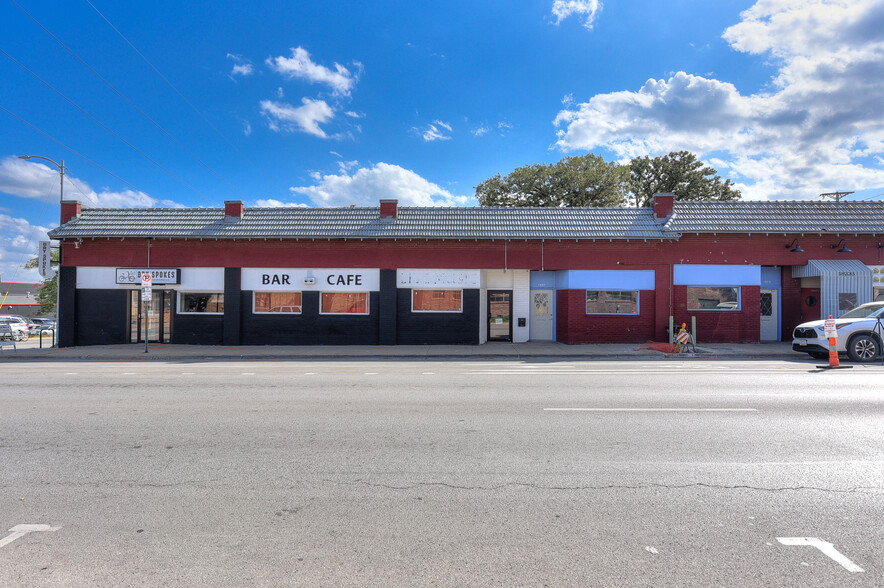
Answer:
xmin=180 ymin=292 xmax=224 ymax=313
xmin=321 ymin=292 xmax=368 ymax=314
xmin=875 ymin=287 xmax=884 ymax=302
xmin=838 ymin=292 xmax=857 ymax=312
xmin=686 ymin=287 xmax=740 ymax=310
xmin=413 ymin=290 xmax=462 ymax=312
xmin=255 ymin=292 xmax=302 ymax=313
xmin=586 ymin=290 xmax=638 ymax=314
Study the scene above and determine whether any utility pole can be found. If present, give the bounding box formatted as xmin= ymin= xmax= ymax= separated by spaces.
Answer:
xmin=819 ymin=191 xmax=854 ymax=202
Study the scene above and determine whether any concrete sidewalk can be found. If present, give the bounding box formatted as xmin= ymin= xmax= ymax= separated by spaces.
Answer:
xmin=0 ymin=340 xmax=802 ymax=362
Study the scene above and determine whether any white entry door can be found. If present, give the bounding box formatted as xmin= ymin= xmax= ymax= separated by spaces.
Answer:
xmin=760 ymin=289 xmax=779 ymax=341
xmin=530 ymin=290 xmax=554 ymax=340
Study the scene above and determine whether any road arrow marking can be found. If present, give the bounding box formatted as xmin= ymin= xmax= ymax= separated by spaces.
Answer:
xmin=0 ymin=524 xmax=61 ymax=549
xmin=777 ymin=537 xmax=864 ymax=572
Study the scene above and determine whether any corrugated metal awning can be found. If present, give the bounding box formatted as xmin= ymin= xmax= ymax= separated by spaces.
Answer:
xmin=792 ymin=260 xmax=873 ymax=318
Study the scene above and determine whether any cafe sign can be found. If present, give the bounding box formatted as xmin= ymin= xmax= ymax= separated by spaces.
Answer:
xmin=116 ymin=268 xmax=180 ymax=285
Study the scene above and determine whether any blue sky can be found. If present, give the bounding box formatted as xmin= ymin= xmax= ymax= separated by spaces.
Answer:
xmin=3 ymin=0 xmax=884 ymax=282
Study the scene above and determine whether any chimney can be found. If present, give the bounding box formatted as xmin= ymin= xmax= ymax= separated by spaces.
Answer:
xmin=225 ymin=200 xmax=244 ymax=222
xmin=380 ymin=199 xmax=398 ymax=219
xmin=653 ymin=193 xmax=674 ymax=220
xmin=60 ymin=200 xmax=81 ymax=224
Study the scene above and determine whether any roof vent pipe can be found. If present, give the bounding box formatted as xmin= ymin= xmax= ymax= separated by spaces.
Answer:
xmin=380 ymin=199 xmax=398 ymax=219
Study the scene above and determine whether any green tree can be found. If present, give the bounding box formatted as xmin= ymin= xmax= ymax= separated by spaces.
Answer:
xmin=628 ymin=150 xmax=741 ymax=207
xmin=23 ymin=250 xmax=58 ymax=316
xmin=475 ymin=154 xmax=629 ymax=207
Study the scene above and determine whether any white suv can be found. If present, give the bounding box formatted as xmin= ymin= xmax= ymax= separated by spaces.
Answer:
xmin=792 ymin=301 xmax=884 ymax=362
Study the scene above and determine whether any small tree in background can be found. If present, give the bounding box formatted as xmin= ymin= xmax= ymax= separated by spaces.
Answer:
xmin=22 ymin=251 xmax=58 ymax=316
xmin=629 ymin=151 xmax=741 ymax=207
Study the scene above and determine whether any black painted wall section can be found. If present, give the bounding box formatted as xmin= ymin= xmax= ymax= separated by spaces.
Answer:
xmin=172 ymin=313 xmax=224 ymax=345
xmin=57 ymin=266 xmax=76 ymax=347
xmin=74 ymin=289 xmax=128 ymax=345
xmin=239 ymin=291 xmax=380 ymax=345
xmin=223 ymin=268 xmax=241 ymax=346
xmin=379 ymin=270 xmax=397 ymax=345
xmin=396 ymin=289 xmax=480 ymax=344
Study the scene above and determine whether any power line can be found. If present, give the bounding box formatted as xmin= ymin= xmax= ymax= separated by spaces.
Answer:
xmin=10 ymin=0 xmax=253 ymax=201
xmin=1 ymin=48 xmax=213 ymax=203
xmin=0 ymin=103 xmax=152 ymax=197
xmin=84 ymin=0 xmax=259 ymax=171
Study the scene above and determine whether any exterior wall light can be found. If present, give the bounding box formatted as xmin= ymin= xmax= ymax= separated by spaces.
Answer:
xmin=786 ymin=239 xmax=804 ymax=253
xmin=832 ymin=239 xmax=852 ymax=253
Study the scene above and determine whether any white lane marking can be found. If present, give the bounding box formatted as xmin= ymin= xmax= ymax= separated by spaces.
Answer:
xmin=777 ymin=537 xmax=864 ymax=573
xmin=64 ymin=372 xmax=78 ymax=375
xmin=0 ymin=524 xmax=61 ymax=549
xmin=122 ymin=372 xmax=137 ymax=375
xmin=544 ymin=408 xmax=758 ymax=412
xmin=422 ymin=372 xmax=435 ymax=375
xmin=304 ymin=372 xmax=317 ymax=375
xmin=181 ymin=372 xmax=194 ymax=375
xmin=365 ymin=372 xmax=378 ymax=375
xmin=645 ymin=546 xmax=659 ymax=554
xmin=241 ymin=372 xmax=256 ymax=376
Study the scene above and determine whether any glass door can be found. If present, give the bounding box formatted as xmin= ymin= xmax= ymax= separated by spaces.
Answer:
xmin=487 ymin=290 xmax=512 ymax=342
xmin=129 ymin=290 xmax=173 ymax=343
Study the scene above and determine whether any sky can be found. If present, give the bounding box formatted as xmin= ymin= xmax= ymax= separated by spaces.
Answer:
xmin=2 ymin=0 xmax=884 ymax=282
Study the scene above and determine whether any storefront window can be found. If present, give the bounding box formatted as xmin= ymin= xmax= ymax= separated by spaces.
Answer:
xmin=875 ymin=287 xmax=884 ymax=302
xmin=179 ymin=292 xmax=224 ymax=314
xmin=412 ymin=290 xmax=462 ymax=312
xmin=586 ymin=290 xmax=638 ymax=314
xmin=254 ymin=292 xmax=302 ymax=313
xmin=686 ymin=286 xmax=740 ymax=310
xmin=320 ymin=292 xmax=368 ymax=314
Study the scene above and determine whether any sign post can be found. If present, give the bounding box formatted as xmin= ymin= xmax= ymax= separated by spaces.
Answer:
xmin=140 ymin=273 xmax=152 ymax=353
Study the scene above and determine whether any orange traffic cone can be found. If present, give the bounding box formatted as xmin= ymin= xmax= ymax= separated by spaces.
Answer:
xmin=828 ymin=337 xmax=840 ymax=367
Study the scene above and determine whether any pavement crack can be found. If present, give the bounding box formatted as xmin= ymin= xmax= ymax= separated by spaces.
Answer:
xmin=327 ymin=479 xmax=884 ymax=494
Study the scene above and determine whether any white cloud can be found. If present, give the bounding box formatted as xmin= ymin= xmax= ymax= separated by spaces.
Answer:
xmin=227 ymin=53 xmax=255 ymax=77
xmin=0 ymin=157 xmax=173 ymax=208
xmin=266 ymin=47 xmax=361 ymax=96
xmin=260 ymin=98 xmax=335 ymax=138
xmin=553 ymin=0 xmax=884 ymax=199
xmin=231 ymin=64 xmax=254 ymax=76
xmin=415 ymin=120 xmax=453 ymax=142
xmin=254 ymin=199 xmax=310 ymax=207
xmin=243 ymin=121 xmax=252 ymax=136
xmin=0 ymin=213 xmax=52 ymax=283
xmin=290 ymin=162 xmax=473 ymax=207
xmin=552 ymin=0 xmax=602 ymax=30
xmin=472 ymin=125 xmax=490 ymax=137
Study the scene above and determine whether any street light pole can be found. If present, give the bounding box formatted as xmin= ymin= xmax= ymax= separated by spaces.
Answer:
xmin=18 ymin=155 xmax=66 ymax=345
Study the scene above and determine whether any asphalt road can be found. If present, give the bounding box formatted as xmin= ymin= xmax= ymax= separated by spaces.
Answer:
xmin=1 ymin=359 xmax=882 ymax=587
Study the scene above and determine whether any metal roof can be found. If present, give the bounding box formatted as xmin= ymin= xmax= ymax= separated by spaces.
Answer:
xmin=45 ymin=200 xmax=884 ymax=241
xmin=47 ymin=206 xmax=672 ymax=240
xmin=664 ymin=201 xmax=884 ymax=233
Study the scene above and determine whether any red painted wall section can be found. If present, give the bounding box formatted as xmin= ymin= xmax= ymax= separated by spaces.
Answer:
xmin=556 ymin=289 xmax=656 ymax=344
xmin=672 ymin=285 xmax=761 ymax=343
xmin=780 ymin=268 xmax=803 ymax=340
xmin=60 ymin=234 xmax=884 ymax=270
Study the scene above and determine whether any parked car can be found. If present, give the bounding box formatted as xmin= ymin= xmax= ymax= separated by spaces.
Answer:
xmin=29 ymin=318 xmax=56 ymax=334
xmin=0 ymin=316 xmax=29 ymax=341
xmin=792 ymin=301 xmax=884 ymax=362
